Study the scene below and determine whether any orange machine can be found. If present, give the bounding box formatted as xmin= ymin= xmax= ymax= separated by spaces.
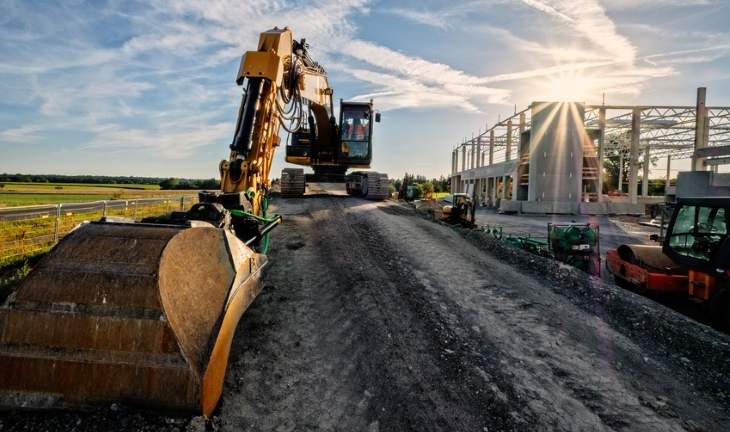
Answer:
xmin=607 ymin=172 xmax=730 ymax=330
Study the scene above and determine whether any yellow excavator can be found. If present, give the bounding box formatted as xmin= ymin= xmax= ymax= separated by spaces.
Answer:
xmin=0 ymin=27 xmax=340 ymax=416
xmin=276 ymin=41 xmax=388 ymax=199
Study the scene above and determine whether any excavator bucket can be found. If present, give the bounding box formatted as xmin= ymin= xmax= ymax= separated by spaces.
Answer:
xmin=0 ymin=221 xmax=268 ymax=415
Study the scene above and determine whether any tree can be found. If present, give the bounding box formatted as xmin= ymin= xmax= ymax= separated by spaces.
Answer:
xmin=421 ymin=181 xmax=434 ymax=199
xmin=159 ymin=178 xmax=180 ymax=190
xmin=198 ymin=178 xmax=220 ymax=190
xmin=603 ymin=149 xmax=657 ymax=193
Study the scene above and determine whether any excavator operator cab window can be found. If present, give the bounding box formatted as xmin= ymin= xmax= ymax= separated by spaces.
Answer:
xmin=340 ymin=105 xmax=371 ymax=160
xmin=669 ymin=204 xmax=727 ymax=261
xmin=341 ymin=107 xmax=371 ymax=141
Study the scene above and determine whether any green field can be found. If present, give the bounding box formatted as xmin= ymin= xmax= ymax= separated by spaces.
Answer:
xmin=0 ymin=182 xmax=160 ymax=190
xmin=0 ymin=182 xmax=196 ymax=207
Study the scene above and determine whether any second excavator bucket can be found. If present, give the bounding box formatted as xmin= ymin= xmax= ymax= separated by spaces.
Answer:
xmin=0 ymin=221 xmax=267 ymax=415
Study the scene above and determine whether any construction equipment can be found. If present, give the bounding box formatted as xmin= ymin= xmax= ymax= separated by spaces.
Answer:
xmin=607 ymin=171 xmax=730 ymax=330
xmin=548 ymin=223 xmax=601 ymax=275
xmin=0 ymin=27 xmax=336 ymax=415
xmin=441 ymin=193 xmax=476 ymax=226
xmin=278 ymin=49 xmax=388 ymax=199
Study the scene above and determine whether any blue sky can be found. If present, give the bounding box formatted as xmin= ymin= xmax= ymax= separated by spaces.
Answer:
xmin=1 ymin=0 xmax=729 ymax=179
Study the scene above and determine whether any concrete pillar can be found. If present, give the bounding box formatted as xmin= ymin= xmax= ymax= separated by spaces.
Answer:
xmin=519 ymin=112 xmax=526 ymax=135
xmin=512 ymin=114 xmax=524 ymax=201
xmin=461 ymin=145 xmax=466 ymax=173
xmin=502 ymin=176 xmax=508 ymax=199
xmin=618 ymin=151 xmax=624 ymax=194
xmin=692 ymin=87 xmax=707 ymax=171
xmin=451 ymin=150 xmax=456 ymax=176
xmin=642 ymin=145 xmax=650 ymax=197
xmin=492 ymin=177 xmax=498 ymax=203
xmin=598 ymin=108 xmax=606 ymax=202
xmin=471 ymin=138 xmax=476 ymax=169
xmin=665 ymin=154 xmax=671 ymax=194
xmin=489 ymin=130 xmax=494 ymax=166
xmin=506 ymin=120 xmax=513 ymax=161
xmin=629 ymin=108 xmax=641 ymax=204
xmin=477 ymin=135 xmax=484 ymax=168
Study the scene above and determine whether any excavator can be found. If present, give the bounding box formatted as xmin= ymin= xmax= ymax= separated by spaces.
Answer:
xmin=0 ymin=27 xmax=347 ymax=415
xmin=277 ymin=52 xmax=388 ymax=199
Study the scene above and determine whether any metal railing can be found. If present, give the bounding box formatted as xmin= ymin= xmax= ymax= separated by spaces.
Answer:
xmin=0 ymin=196 xmax=198 ymax=267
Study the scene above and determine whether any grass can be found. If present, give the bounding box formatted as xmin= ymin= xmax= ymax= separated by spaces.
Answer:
xmin=0 ymin=199 xmax=184 ymax=268
xmin=0 ymin=182 xmax=197 ymax=207
xmin=432 ymin=192 xmax=450 ymax=199
xmin=0 ymin=259 xmax=33 ymax=303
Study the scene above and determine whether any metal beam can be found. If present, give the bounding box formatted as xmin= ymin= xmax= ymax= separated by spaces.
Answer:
xmin=630 ymin=108 xmax=641 ymax=204
xmin=703 ymin=156 xmax=730 ymax=166
xmin=598 ymin=108 xmax=606 ymax=202
xmin=694 ymin=144 xmax=730 ymax=158
xmin=692 ymin=87 xmax=708 ymax=171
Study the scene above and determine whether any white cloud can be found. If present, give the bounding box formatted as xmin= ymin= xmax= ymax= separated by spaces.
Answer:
xmin=644 ymin=44 xmax=730 ymax=66
xmin=381 ymin=8 xmax=450 ymax=29
xmin=519 ymin=0 xmax=574 ymax=22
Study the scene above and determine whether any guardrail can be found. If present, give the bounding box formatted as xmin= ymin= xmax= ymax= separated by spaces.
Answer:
xmin=0 ymin=196 xmax=198 ymax=267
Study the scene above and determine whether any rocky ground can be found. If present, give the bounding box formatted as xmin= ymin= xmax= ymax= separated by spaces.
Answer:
xmin=2 ymin=196 xmax=730 ymax=431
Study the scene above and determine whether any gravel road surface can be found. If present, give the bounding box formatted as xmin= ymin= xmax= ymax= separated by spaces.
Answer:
xmin=2 ymin=196 xmax=729 ymax=431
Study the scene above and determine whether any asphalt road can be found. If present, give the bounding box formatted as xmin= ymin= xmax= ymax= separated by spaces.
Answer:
xmin=0 ymin=198 xmax=189 ymax=221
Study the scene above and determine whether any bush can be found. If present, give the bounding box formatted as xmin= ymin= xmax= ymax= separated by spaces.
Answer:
xmin=159 ymin=178 xmax=180 ymax=190
xmin=421 ymin=182 xmax=434 ymax=199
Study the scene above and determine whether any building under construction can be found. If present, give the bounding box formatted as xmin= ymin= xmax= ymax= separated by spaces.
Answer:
xmin=450 ymin=88 xmax=730 ymax=214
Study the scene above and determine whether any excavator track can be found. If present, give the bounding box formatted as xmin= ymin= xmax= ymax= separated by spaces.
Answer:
xmin=364 ymin=173 xmax=390 ymax=200
xmin=0 ymin=221 xmax=268 ymax=415
xmin=280 ymin=168 xmax=306 ymax=197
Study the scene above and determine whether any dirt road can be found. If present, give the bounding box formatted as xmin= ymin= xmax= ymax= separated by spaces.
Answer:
xmin=2 ymin=196 xmax=730 ymax=431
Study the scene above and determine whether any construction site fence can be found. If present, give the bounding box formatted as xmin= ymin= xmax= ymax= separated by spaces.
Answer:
xmin=0 ymin=196 xmax=198 ymax=267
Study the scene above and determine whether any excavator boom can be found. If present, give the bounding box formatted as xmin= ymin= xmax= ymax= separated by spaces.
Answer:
xmin=0 ymin=27 xmax=312 ymax=415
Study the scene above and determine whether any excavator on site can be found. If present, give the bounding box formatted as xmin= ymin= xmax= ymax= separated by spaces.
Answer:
xmin=0 ymin=27 xmax=361 ymax=415
xmin=277 ymin=50 xmax=388 ymax=198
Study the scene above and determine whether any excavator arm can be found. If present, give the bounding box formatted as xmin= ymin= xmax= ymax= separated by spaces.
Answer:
xmin=218 ymin=27 xmax=334 ymax=216
xmin=0 ymin=27 xmax=331 ymax=416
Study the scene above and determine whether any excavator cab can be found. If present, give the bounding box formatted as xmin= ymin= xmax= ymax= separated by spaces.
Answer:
xmin=284 ymin=100 xmax=379 ymax=168
xmin=282 ymin=98 xmax=388 ymax=199
xmin=339 ymin=101 xmax=378 ymax=166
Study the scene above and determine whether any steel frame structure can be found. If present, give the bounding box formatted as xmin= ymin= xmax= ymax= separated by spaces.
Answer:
xmin=452 ymin=101 xmax=730 ymax=174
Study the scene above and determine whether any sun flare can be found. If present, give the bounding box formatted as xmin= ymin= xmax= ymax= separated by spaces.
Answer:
xmin=539 ymin=70 xmax=601 ymax=103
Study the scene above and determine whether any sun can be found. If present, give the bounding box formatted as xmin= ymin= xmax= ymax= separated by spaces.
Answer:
xmin=539 ymin=69 xmax=602 ymax=103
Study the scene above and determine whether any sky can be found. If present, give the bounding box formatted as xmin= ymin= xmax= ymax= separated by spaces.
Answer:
xmin=1 ymin=0 xmax=729 ymax=180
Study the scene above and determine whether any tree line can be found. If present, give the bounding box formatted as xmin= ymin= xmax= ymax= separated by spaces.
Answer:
xmin=0 ymin=173 xmax=219 ymax=190
xmin=390 ymin=174 xmax=450 ymax=200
